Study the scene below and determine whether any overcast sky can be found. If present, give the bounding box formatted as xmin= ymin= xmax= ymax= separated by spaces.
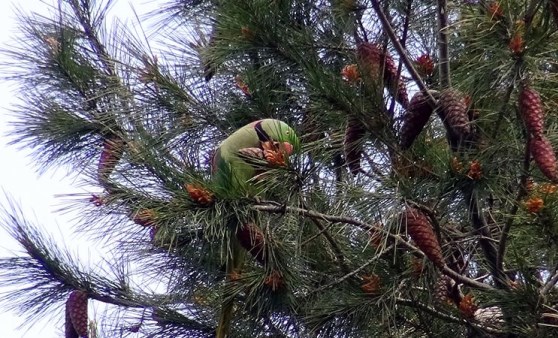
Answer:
xmin=0 ymin=1 xmax=158 ymax=336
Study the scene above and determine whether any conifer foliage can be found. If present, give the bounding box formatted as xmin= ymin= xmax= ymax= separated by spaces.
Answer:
xmin=1 ymin=0 xmax=558 ymax=337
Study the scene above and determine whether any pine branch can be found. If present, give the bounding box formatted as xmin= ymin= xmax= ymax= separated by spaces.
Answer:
xmin=497 ymin=140 xmax=531 ymax=271
xmin=463 ymin=187 xmax=509 ymax=289
xmin=395 ymin=298 xmax=505 ymax=335
xmin=436 ymin=0 xmax=450 ymax=88
xmin=67 ymin=0 xmax=118 ymax=77
xmin=306 ymin=244 xmax=395 ymax=297
xmin=0 ymin=199 xmax=214 ymax=335
xmin=253 ymin=202 xmax=495 ymax=291
xmin=370 ymin=0 xmax=435 ymax=104
xmin=540 ymin=263 xmax=558 ymax=296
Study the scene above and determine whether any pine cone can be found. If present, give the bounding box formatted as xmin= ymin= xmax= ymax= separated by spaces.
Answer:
xmin=438 ymin=89 xmax=471 ymax=138
xmin=415 ymin=54 xmax=434 ymax=77
xmin=357 ymin=42 xmax=408 ymax=108
xmin=530 ymin=135 xmax=558 ymax=182
xmin=65 ymin=305 xmax=79 ymax=338
xmin=400 ymin=91 xmax=434 ymax=149
xmin=66 ymin=290 xmax=88 ymax=337
xmin=344 ymin=117 xmax=367 ymax=175
xmin=519 ymin=85 xmax=544 ymax=137
xmin=459 ymin=294 xmax=478 ymax=319
xmin=403 ymin=207 xmax=445 ymax=267
xmin=264 ymin=269 xmax=284 ymax=291
xmin=133 ymin=209 xmax=158 ymax=227
xmin=433 ymin=275 xmax=453 ymax=306
xmin=98 ymin=134 xmax=125 ymax=183
xmin=236 ymin=223 xmax=266 ymax=265
xmin=361 ymin=274 xmax=381 ymax=295
xmin=186 ymin=184 xmax=215 ymax=206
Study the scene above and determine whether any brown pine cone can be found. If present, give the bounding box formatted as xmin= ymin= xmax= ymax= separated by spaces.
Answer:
xmin=433 ymin=275 xmax=453 ymax=306
xmin=344 ymin=117 xmax=367 ymax=175
xmin=357 ymin=42 xmax=408 ymax=108
xmin=65 ymin=304 xmax=79 ymax=338
xmin=236 ymin=223 xmax=266 ymax=265
xmin=66 ymin=290 xmax=88 ymax=337
xmin=437 ymin=89 xmax=473 ymax=151
xmin=98 ymin=134 xmax=125 ymax=183
xmin=400 ymin=91 xmax=434 ymax=149
xmin=438 ymin=89 xmax=471 ymax=137
xmin=519 ymin=85 xmax=544 ymax=137
xmin=530 ymin=135 xmax=558 ymax=182
xmin=403 ymin=207 xmax=445 ymax=267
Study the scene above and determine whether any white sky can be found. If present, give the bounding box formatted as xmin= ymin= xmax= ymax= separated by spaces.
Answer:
xmin=0 ymin=1 xmax=159 ymax=336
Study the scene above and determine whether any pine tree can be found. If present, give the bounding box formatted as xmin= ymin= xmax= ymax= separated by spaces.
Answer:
xmin=1 ymin=0 xmax=558 ymax=337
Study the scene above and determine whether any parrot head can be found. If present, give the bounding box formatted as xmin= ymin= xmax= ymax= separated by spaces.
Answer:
xmin=254 ymin=119 xmax=300 ymax=156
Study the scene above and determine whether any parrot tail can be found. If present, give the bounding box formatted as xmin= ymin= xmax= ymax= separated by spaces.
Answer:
xmin=216 ymin=221 xmax=246 ymax=338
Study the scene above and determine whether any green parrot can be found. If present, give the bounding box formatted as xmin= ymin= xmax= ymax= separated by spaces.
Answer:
xmin=211 ymin=119 xmax=299 ymax=338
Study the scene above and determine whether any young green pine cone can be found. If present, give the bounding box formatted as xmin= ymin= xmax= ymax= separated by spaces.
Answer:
xmin=403 ymin=207 xmax=445 ymax=267
xmin=530 ymin=135 xmax=558 ymax=182
xmin=400 ymin=91 xmax=434 ymax=149
xmin=344 ymin=116 xmax=367 ymax=175
xmin=66 ymin=290 xmax=88 ymax=337
xmin=519 ymin=85 xmax=544 ymax=137
xmin=357 ymin=42 xmax=408 ymax=109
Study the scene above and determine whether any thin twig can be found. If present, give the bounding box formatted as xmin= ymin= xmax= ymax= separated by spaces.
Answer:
xmin=253 ymin=203 xmax=495 ymax=291
xmin=497 ymin=141 xmax=530 ymax=270
xmin=437 ymin=0 xmax=450 ymax=88
xmin=369 ymin=0 xmax=435 ymax=104
xmin=463 ymin=187 xmax=509 ymax=289
xmin=306 ymin=245 xmax=395 ymax=297
xmin=68 ymin=0 xmax=116 ymax=77
xmin=396 ymin=298 xmax=505 ymax=335
xmin=387 ymin=0 xmax=413 ymax=117
xmin=299 ymin=199 xmax=352 ymax=275
xmin=540 ymin=264 xmax=558 ymax=296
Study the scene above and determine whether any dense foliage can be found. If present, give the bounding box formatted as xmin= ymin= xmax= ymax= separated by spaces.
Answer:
xmin=1 ymin=0 xmax=558 ymax=337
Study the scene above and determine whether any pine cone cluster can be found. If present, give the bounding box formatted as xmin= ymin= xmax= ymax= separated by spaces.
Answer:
xmin=264 ymin=269 xmax=284 ymax=291
xmin=415 ymin=54 xmax=434 ymax=77
xmin=437 ymin=89 xmax=471 ymax=149
xmin=403 ymin=207 xmax=445 ymax=267
xmin=98 ymin=134 xmax=125 ymax=183
xmin=236 ymin=222 xmax=266 ymax=265
xmin=361 ymin=274 xmax=381 ymax=295
xmin=519 ymin=85 xmax=544 ymax=137
xmin=357 ymin=42 xmax=408 ymax=108
xmin=66 ymin=290 xmax=88 ymax=338
xmin=261 ymin=141 xmax=289 ymax=167
xmin=518 ymin=84 xmax=558 ymax=182
xmin=186 ymin=184 xmax=215 ymax=206
xmin=344 ymin=116 xmax=367 ymax=175
xmin=530 ymin=135 xmax=558 ymax=182
xmin=133 ymin=208 xmax=158 ymax=228
xmin=399 ymin=91 xmax=434 ymax=149
xmin=459 ymin=294 xmax=478 ymax=319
